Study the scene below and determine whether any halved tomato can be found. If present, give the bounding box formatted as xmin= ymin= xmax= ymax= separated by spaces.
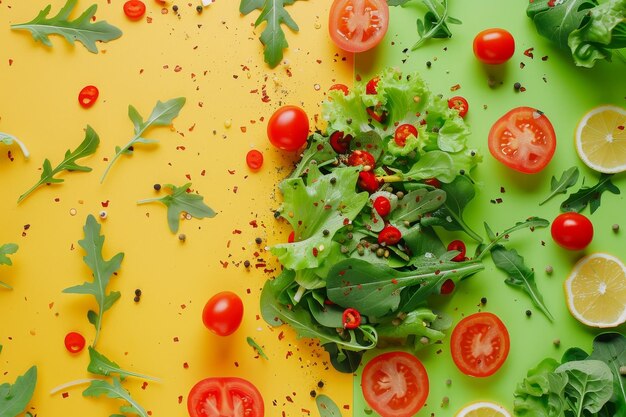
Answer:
xmin=329 ymin=0 xmax=389 ymax=53
xmin=488 ymin=107 xmax=556 ymax=174
xmin=361 ymin=351 xmax=429 ymax=417
xmin=450 ymin=312 xmax=510 ymax=378
xmin=187 ymin=377 xmax=264 ymax=417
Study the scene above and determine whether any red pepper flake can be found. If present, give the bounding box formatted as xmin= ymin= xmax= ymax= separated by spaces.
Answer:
xmin=8 ymin=59 xmax=13 ymax=66
xmin=301 ymin=409 xmax=311 ymax=415
xmin=278 ymin=331 xmax=285 ymax=340
xmin=163 ymin=64 xmax=169 ymax=70
xmin=450 ymin=84 xmax=461 ymax=91
xmin=185 ymin=174 xmax=191 ymax=180
xmin=176 ymin=146 xmax=186 ymax=150
xmin=343 ymin=405 xmax=350 ymax=410
xmin=49 ymin=302 xmax=54 ymax=309
xmin=228 ymin=169 xmax=236 ymax=175
xmin=312 ymin=247 xmax=319 ymax=257
xmin=174 ymin=65 xmax=182 ymax=72
xmin=181 ymin=304 xmax=187 ymax=309
xmin=173 ymin=336 xmax=179 ymax=342
xmin=101 ymin=200 xmax=110 ymax=207
xmin=183 ymin=362 xmax=189 ymax=369
xmin=178 ymin=395 xmax=183 ymax=404
xmin=391 ymin=278 xmax=398 ymax=284
xmin=147 ymin=412 xmax=152 ymax=416
xmin=200 ymin=169 xmax=206 ymax=176
xmin=62 ymin=392 xmax=69 ymax=398
xmin=520 ymin=86 xmax=527 ymax=92
xmin=249 ymin=220 xmax=258 ymax=228
xmin=524 ymin=48 xmax=534 ymax=58
xmin=520 ymin=62 xmax=526 ymax=69
xmin=240 ymin=126 xmax=247 ymax=133
xmin=234 ymin=361 xmax=239 ymax=367
xmin=220 ymin=261 xmax=229 ymax=268
xmin=188 ymin=124 xmax=196 ymax=132
xmin=142 ymin=381 xmax=148 ymax=390
xmin=255 ymin=263 xmax=266 ymax=268
xmin=618 ymin=125 xmax=624 ymax=130
xmin=146 ymin=16 xmax=152 ymax=23
xmin=233 ymin=186 xmax=238 ymax=194
xmin=233 ymin=229 xmax=242 ymax=234
xmin=286 ymin=351 xmax=293 ymax=359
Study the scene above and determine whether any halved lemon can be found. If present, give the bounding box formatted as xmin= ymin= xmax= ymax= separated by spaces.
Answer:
xmin=565 ymin=253 xmax=626 ymax=328
xmin=455 ymin=401 xmax=511 ymax=417
xmin=575 ymin=105 xmax=626 ymax=173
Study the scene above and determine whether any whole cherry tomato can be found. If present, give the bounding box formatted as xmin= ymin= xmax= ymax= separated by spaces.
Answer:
xmin=378 ymin=225 xmax=402 ymax=246
xmin=267 ymin=105 xmax=310 ymax=151
xmin=473 ymin=28 xmax=515 ymax=65
xmin=202 ymin=291 xmax=244 ymax=336
xmin=373 ymin=196 xmax=391 ymax=217
xmin=358 ymin=171 xmax=379 ymax=193
xmin=551 ymin=212 xmax=593 ymax=251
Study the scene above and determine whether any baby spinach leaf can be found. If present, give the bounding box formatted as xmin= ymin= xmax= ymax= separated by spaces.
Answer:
xmin=322 ymin=344 xmax=365 ymax=374
xmin=316 ymin=394 xmax=342 ymax=417
xmin=0 ymin=366 xmax=37 ymax=417
xmin=83 ymin=378 xmax=148 ymax=417
xmin=18 ymin=125 xmax=99 ymax=203
xmin=390 ymin=188 xmax=446 ymax=224
xmin=556 ymin=360 xmax=614 ymax=415
xmin=101 ymin=97 xmax=186 ymax=182
xmin=137 ymin=183 xmax=216 ymax=233
xmin=246 ymin=337 xmax=269 ymax=360
xmin=540 ymin=166 xmax=580 ymax=205
xmin=63 ymin=215 xmax=124 ymax=347
xmin=11 ymin=0 xmax=122 ymax=53
xmin=0 ymin=244 xmax=18 ymax=290
xmin=561 ymin=174 xmax=620 ymax=214
xmin=0 ymin=133 xmax=29 ymax=158
xmin=588 ymin=333 xmax=626 ymax=414
xmin=87 ymin=347 xmax=159 ymax=381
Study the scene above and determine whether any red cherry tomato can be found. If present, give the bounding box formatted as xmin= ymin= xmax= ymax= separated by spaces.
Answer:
xmin=358 ymin=171 xmax=379 ymax=193
xmin=450 ymin=312 xmax=510 ymax=377
xmin=347 ymin=150 xmax=376 ymax=168
xmin=202 ymin=291 xmax=244 ymax=336
xmin=423 ymin=178 xmax=441 ymax=188
xmin=473 ymin=28 xmax=515 ymax=65
xmin=551 ymin=212 xmax=593 ymax=251
xmin=64 ymin=332 xmax=86 ymax=353
xmin=378 ymin=225 xmax=401 ymax=246
xmin=329 ymin=131 xmax=352 ymax=154
xmin=447 ymin=240 xmax=467 ymax=262
xmin=188 ymin=377 xmax=264 ymax=417
xmin=440 ymin=279 xmax=455 ymax=295
xmin=448 ymin=96 xmax=469 ymax=118
xmin=488 ymin=107 xmax=556 ymax=174
xmin=366 ymin=77 xmax=380 ymax=95
xmin=342 ymin=308 xmax=361 ymax=329
xmin=123 ymin=0 xmax=146 ymax=20
xmin=361 ymin=351 xmax=429 ymax=417
xmin=329 ymin=84 xmax=349 ymax=96
xmin=246 ymin=150 xmax=264 ymax=170
xmin=373 ymin=196 xmax=391 ymax=217
xmin=328 ymin=0 xmax=389 ymax=53
xmin=267 ymin=105 xmax=309 ymax=152
xmin=394 ymin=124 xmax=418 ymax=147
xmin=78 ymin=85 xmax=99 ymax=108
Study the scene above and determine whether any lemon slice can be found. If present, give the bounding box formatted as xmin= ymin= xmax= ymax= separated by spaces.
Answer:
xmin=565 ymin=253 xmax=626 ymax=328
xmin=575 ymin=105 xmax=626 ymax=173
xmin=455 ymin=401 xmax=511 ymax=417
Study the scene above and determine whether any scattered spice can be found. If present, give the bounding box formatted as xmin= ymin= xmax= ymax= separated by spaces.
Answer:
xmin=514 ymin=82 xmax=521 ymax=91
xmin=525 ymin=309 xmax=532 ymax=317
xmin=553 ymin=338 xmax=561 ymax=347
xmin=545 ymin=265 xmax=553 ymax=275
xmin=612 ymin=223 xmax=620 ymax=233
xmin=153 ymin=183 xmax=161 ymax=191
xmin=480 ymin=297 xmax=487 ymax=305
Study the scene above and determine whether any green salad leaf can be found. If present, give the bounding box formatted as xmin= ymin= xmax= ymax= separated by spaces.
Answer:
xmin=0 ymin=244 xmax=18 ymax=290
xmin=87 ymin=347 xmax=159 ymax=381
xmin=588 ymin=333 xmax=626 ymax=414
xmin=0 ymin=133 xmax=29 ymax=159
xmin=316 ymin=394 xmax=343 ymax=417
xmin=561 ymin=174 xmax=620 ymax=214
xmin=11 ymin=0 xmax=122 ymax=53
xmin=0 ymin=366 xmax=37 ymax=417
xmin=540 ymin=166 xmax=580 ymax=205
xmin=246 ymin=337 xmax=269 ymax=360
xmin=83 ymin=378 xmax=148 ymax=417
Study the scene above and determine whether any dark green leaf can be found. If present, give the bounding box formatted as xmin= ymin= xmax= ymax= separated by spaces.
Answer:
xmin=388 ymin=0 xmax=411 ymax=5
xmin=411 ymin=0 xmax=460 ymax=49
xmin=0 ymin=366 xmax=37 ymax=417
xmin=562 ymin=347 xmax=589 ymax=363
xmin=239 ymin=0 xmax=265 ymax=14
xmin=375 ymin=308 xmax=447 ymax=349
xmin=527 ymin=0 xmax=597 ymax=49
xmin=322 ymin=344 xmax=364 ymax=374
xmin=87 ymin=347 xmax=159 ymax=381
xmin=246 ymin=337 xmax=269 ymax=360
xmin=540 ymin=166 xmax=580 ymax=205
xmin=316 ymin=394 xmax=343 ymax=417
xmin=83 ymin=378 xmax=148 ymax=417
xmin=588 ymin=333 xmax=626 ymax=414
xmin=390 ymin=188 xmax=446 ymax=223
xmin=560 ymin=174 xmax=620 ymax=214
xmin=289 ymin=133 xmax=337 ymax=179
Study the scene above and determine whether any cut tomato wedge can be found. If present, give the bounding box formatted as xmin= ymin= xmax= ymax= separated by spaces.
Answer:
xmin=187 ymin=377 xmax=264 ymax=417
xmin=328 ymin=0 xmax=389 ymax=53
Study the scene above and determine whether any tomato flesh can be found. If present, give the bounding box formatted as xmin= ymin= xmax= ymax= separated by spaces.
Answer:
xmin=124 ymin=0 xmax=146 ymax=20
xmin=488 ymin=107 xmax=556 ymax=174
xmin=202 ymin=291 xmax=244 ymax=336
xmin=447 ymin=240 xmax=466 ymax=262
xmin=246 ymin=150 xmax=264 ymax=170
xmin=551 ymin=212 xmax=593 ymax=251
xmin=329 ymin=0 xmax=389 ymax=53
xmin=361 ymin=351 xmax=429 ymax=417
xmin=329 ymin=131 xmax=352 ymax=154
xmin=358 ymin=171 xmax=379 ymax=193
xmin=78 ymin=85 xmax=99 ymax=108
xmin=448 ymin=96 xmax=469 ymax=118
xmin=378 ymin=225 xmax=401 ymax=246
xmin=394 ymin=124 xmax=418 ymax=147
xmin=188 ymin=377 xmax=264 ymax=417
xmin=348 ymin=150 xmax=376 ymax=168
xmin=450 ymin=312 xmax=510 ymax=377
xmin=330 ymin=84 xmax=349 ymax=96
xmin=373 ymin=196 xmax=391 ymax=217
xmin=267 ymin=105 xmax=310 ymax=152
xmin=473 ymin=28 xmax=515 ymax=65
xmin=64 ymin=331 xmax=86 ymax=353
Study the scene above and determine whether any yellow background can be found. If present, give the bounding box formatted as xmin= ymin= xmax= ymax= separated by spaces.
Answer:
xmin=0 ymin=1 xmax=354 ymax=416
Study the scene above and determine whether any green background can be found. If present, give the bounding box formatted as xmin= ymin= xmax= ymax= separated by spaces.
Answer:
xmin=353 ymin=1 xmax=626 ymax=415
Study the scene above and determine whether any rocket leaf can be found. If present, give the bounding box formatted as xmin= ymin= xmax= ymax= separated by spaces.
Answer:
xmin=0 ymin=366 xmax=37 ymax=417
xmin=83 ymin=378 xmax=148 ymax=417
xmin=87 ymin=347 xmax=159 ymax=381
xmin=540 ymin=166 xmax=579 ymax=205
xmin=560 ymin=174 xmax=620 ymax=214
xmin=0 ymin=244 xmax=18 ymax=290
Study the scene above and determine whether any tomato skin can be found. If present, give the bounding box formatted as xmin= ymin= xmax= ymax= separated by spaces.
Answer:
xmin=551 ymin=212 xmax=593 ymax=251
xmin=78 ymin=85 xmax=99 ymax=108
xmin=64 ymin=332 xmax=86 ymax=353
xmin=358 ymin=171 xmax=379 ymax=193
xmin=329 ymin=131 xmax=352 ymax=154
xmin=488 ymin=107 xmax=556 ymax=174
xmin=378 ymin=225 xmax=401 ymax=246
xmin=473 ymin=28 xmax=515 ymax=65
xmin=450 ymin=312 xmax=510 ymax=377
xmin=373 ymin=196 xmax=391 ymax=217
xmin=329 ymin=83 xmax=349 ymax=96
xmin=424 ymin=178 xmax=441 ymax=188
xmin=187 ymin=377 xmax=264 ymax=417
xmin=366 ymin=106 xmax=387 ymax=123
xmin=448 ymin=96 xmax=469 ymax=118
xmin=123 ymin=0 xmax=146 ymax=20
xmin=366 ymin=77 xmax=380 ymax=95
xmin=440 ymin=279 xmax=455 ymax=295
xmin=348 ymin=150 xmax=376 ymax=168
xmin=328 ymin=0 xmax=389 ymax=53
xmin=267 ymin=106 xmax=310 ymax=152
xmin=361 ymin=351 xmax=429 ymax=417
xmin=246 ymin=150 xmax=264 ymax=170
xmin=202 ymin=291 xmax=244 ymax=336
xmin=342 ymin=308 xmax=361 ymax=329
xmin=447 ymin=240 xmax=466 ymax=262
xmin=287 ymin=231 xmax=295 ymax=243
xmin=394 ymin=124 xmax=418 ymax=147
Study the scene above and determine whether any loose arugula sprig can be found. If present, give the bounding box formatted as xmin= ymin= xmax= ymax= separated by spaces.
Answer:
xmin=63 ymin=215 xmax=124 ymax=348
xmin=0 ymin=244 xmax=18 ymax=290
xmin=83 ymin=378 xmax=149 ymax=417
xmin=561 ymin=174 xmax=620 ymax=214
xmin=539 ymin=166 xmax=580 ymax=205
xmin=18 ymin=125 xmax=99 ymax=204
xmin=137 ymin=183 xmax=216 ymax=233
xmin=0 ymin=366 xmax=37 ymax=417
xmin=246 ymin=337 xmax=269 ymax=360
xmin=101 ymin=97 xmax=186 ymax=183
xmin=0 ymin=133 xmax=30 ymax=159
xmin=87 ymin=348 xmax=160 ymax=382
xmin=11 ymin=0 xmax=122 ymax=54
xmin=239 ymin=0 xmax=300 ymax=68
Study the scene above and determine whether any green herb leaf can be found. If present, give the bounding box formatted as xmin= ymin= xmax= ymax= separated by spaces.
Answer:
xmin=478 ymin=217 xmax=550 ymax=258
xmin=289 ymin=133 xmax=337 ymax=179
xmin=63 ymin=215 xmax=124 ymax=347
xmin=375 ymin=308 xmax=447 ymax=349
xmin=514 ymin=358 xmax=568 ymax=416
xmin=561 ymin=174 xmax=620 ymax=214
xmin=11 ymin=0 xmax=122 ymax=53
xmin=83 ymin=378 xmax=148 ymax=417
xmin=0 ymin=133 xmax=29 ymax=158
xmin=101 ymin=97 xmax=186 ymax=182
xmin=556 ymin=360 xmax=614 ymax=415
xmin=0 ymin=243 xmax=18 ymax=290
xmin=588 ymin=332 xmax=626 ymax=413
xmin=0 ymin=366 xmax=37 ymax=417
xmin=246 ymin=337 xmax=269 ymax=360
xmin=527 ymin=0 xmax=595 ymax=49
xmin=87 ymin=347 xmax=159 ymax=381
xmin=411 ymin=0 xmax=461 ymax=50
xmin=137 ymin=183 xmax=216 ymax=233
xmin=390 ymin=188 xmax=446 ymax=223
xmin=316 ymin=394 xmax=343 ymax=417
xmin=18 ymin=125 xmax=99 ymax=203
xmin=540 ymin=166 xmax=580 ymax=205
xmin=240 ymin=0 xmax=300 ymax=68
xmin=490 ymin=245 xmax=554 ymax=321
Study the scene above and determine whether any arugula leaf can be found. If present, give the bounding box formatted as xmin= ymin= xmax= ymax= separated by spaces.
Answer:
xmin=390 ymin=188 xmax=446 ymax=223
xmin=527 ymin=0 xmax=595 ymax=49
xmin=246 ymin=337 xmax=269 ymax=360
xmin=101 ymin=98 xmax=186 ymax=182
xmin=18 ymin=125 xmax=99 ymax=203
xmin=87 ymin=347 xmax=159 ymax=381
xmin=413 ymin=0 xmax=462 ymax=50
xmin=540 ymin=166 xmax=580 ymax=205
xmin=588 ymin=333 xmax=626 ymax=414
xmin=137 ymin=183 xmax=216 ymax=233
xmin=0 ymin=243 xmax=18 ymax=290
xmin=316 ymin=394 xmax=342 ymax=417
xmin=490 ymin=245 xmax=553 ymax=321
xmin=11 ymin=0 xmax=122 ymax=54
xmin=561 ymin=174 xmax=620 ymax=214
xmin=0 ymin=133 xmax=29 ymax=158
xmin=478 ymin=217 xmax=550 ymax=258
xmin=0 ymin=366 xmax=37 ymax=417
xmin=83 ymin=378 xmax=148 ymax=417
xmin=239 ymin=0 xmax=299 ymax=68
xmin=63 ymin=215 xmax=124 ymax=348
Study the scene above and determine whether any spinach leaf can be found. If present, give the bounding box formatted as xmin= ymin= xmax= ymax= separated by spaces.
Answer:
xmin=83 ymin=378 xmax=148 ymax=417
xmin=0 ymin=366 xmax=37 ymax=417
xmin=561 ymin=174 xmax=620 ymax=214
xmin=316 ymin=394 xmax=342 ymax=417
xmin=527 ymin=0 xmax=596 ymax=49
xmin=588 ymin=333 xmax=626 ymax=414
xmin=0 ymin=244 xmax=18 ymax=290
xmin=390 ymin=188 xmax=446 ymax=223
xmin=322 ymin=344 xmax=364 ymax=374
xmin=556 ymin=360 xmax=614 ymax=416
xmin=540 ymin=166 xmax=580 ymax=205
xmin=0 ymin=133 xmax=29 ymax=158
xmin=87 ymin=347 xmax=159 ymax=381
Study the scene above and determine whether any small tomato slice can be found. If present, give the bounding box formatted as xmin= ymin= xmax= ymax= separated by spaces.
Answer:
xmin=328 ymin=0 xmax=389 ymax=53
xmin=394 ymin=124 xmax=418 ymax=147
xmin=361 ymin=351 xmax=429 ymax=417
xmin=450 ymin=312 xmax=510 ymax=377
xmin=329 ymin=83 xmax=349 ymax=96
xmin=366 ymin=77 xmax=380 ymax=95
xmin=448 ymin=96 xmax=469 ymax=118
xmin=124 ymin=0 xmax=146 ymax=20
xmin=64 ymin=332 xmax=86 ymax=353
xmin=488 ymin=107 xmax=556 ymax=174
xmin=245 ymin=150 xmax=263 ymax=170
xmin=348 ymin=150 xmax=376 ymax=168
xmin=78 ymin=85 xmax=99 ymax=108
xmin=187 ymin=377 xmax=264 ymax=417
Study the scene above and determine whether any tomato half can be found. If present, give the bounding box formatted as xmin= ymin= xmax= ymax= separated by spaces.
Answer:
xmin=267 ymin=105 xmax=309 ymax=151
xmin=78 ymin=85 xmax=99 ymax=108
xmin=245 ymin=150 xmax=264 ymax=170
xmin=361 ymin=351 xmax=429 ymax=417
xmin=64 ymin=331 xmax=86 ymax=353
xmin=188 ymin=377 xmax=264 ymax=417
xmin=473 ymin=28 xmax=515 ymax=65
xmin=450 ymin=312 xmax=510 ymax=377
xmin=551 ymin=212 xmax=593 ymax=251
xmin=123 ymin=0 xmax=146 ymax=20
xmin=329 ymin=131 xmax=352 ymax=154
xmin=202 ymin=291 xmax=244 ymax=336
xmin=328 ymin=0 xmax=389 ymax=53
xmin=488 ymin=107 xmax=556 ymax=174
xmin=394 ymin=124 xmax=418 ymax=147
xmin=448 ymin=96 xmax=469 ymax=118
xmin=347 ymin=150 xmax=376 ymax=168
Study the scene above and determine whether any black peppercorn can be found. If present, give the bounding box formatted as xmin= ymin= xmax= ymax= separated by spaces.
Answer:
xmin=255 ymin=237 xmax=262 ymax=244
xmin=153 ymin=183 xmax=161 ymax=191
